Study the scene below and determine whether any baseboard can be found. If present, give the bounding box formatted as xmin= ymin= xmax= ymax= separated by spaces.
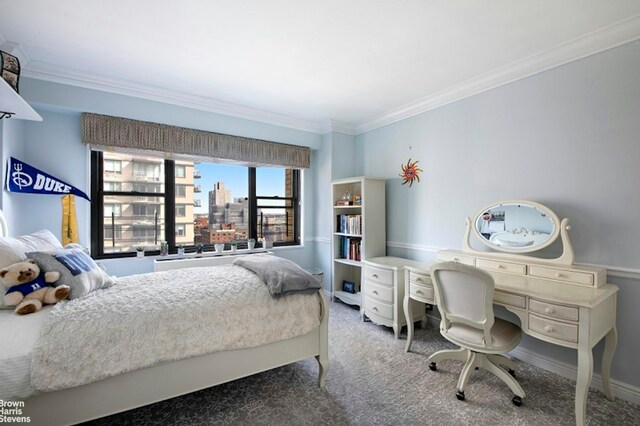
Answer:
xmin=509 ymin=346 xmax=640 ymax=405
xmin=424 ymin=313 xmax=640 ymax=404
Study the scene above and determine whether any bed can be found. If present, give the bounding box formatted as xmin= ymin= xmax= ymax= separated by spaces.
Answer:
xmin=0 ymin=211 xmax=329 ymax=426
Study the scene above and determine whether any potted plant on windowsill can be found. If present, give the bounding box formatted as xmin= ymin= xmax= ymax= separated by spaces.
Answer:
xmin=247 ymin=238 xmax=256 ymax=250
xmin=135 ymin=246 xmax=145 ymax=258
xmin=230 ymin=241 xmax=238 ymax=252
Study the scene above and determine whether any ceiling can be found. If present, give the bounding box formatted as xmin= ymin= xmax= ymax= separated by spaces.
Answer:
xmin=2 ymin=1 xmax=640 ymax=134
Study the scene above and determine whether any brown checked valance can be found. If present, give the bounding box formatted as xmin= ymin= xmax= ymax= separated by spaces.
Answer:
xmin=81 ymin=113 xmax=310 ymax=169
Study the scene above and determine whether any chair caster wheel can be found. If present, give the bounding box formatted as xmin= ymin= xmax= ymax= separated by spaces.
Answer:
xmin=456 ymin=390 xmax=465 ymax=401
xmin=512 ymin=395 xmax=522 ymax=407
xmin=429 ymin=362 xmax=437 ymax=371
xmin=508 ymin=369 xmax=516 ymax=378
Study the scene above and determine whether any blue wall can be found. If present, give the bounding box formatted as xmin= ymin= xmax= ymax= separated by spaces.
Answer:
xmin=355 ymin=40 xmax=640 ymax=388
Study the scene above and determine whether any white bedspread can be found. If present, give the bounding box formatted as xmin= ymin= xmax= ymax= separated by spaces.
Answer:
xmin=0 ymin=307 xmax=51 ymax=399
xmin=30 ymin=265 xmax=321 ymax=392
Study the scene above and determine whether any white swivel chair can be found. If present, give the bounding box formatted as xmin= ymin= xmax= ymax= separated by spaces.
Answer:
xmin=428 ymin=262 xmax=525 ymax=406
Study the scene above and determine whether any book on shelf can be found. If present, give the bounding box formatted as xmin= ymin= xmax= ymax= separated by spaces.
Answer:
xmin=335 ymin=200 xmax=353 ymax=206
xmin=336 ymin=214 xmax=362 ymax=234
xmin=338 ymin=236 xmax=361 ymax=261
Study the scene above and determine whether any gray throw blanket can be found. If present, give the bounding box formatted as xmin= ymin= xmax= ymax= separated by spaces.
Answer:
xmin=233 ymin=255 xmax=321 ymax=297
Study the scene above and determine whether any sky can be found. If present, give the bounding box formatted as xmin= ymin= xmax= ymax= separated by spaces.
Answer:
xmin=193 ymin=163 xmax=285 ymax=215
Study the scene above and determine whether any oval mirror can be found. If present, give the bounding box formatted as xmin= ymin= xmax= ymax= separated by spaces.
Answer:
xmin=473 ymin=200 xmax=560 ymax=253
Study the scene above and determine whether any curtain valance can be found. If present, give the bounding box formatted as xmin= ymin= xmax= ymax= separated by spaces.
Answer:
xmin=81 ymin=113 xmax=310 ymax=169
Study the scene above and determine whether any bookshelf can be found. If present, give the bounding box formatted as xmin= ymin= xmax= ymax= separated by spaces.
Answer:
xmin=331 ymin=177 xmax=386 ymax=307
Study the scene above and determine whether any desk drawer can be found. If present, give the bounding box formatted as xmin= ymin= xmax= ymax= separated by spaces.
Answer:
xmin=529 ymin=314 xmax=578 ymax=343
xmin=529 ymin=266 xmax=593 ymax=286
xmin=363 ymin=265 xmax=393 ymax=286
xmin=365 ymin=281 xmax=393 ymax=303
xmin=410 ymin=282 xmax=434 ymax=302
xmin=494 ymin=291 xmax=526 ymax=309
xmin=529 ymin=298 xmax=579 ymax=322
xmin=477 ymin=258 xmax=526 ymax=275
xmin=364 ymin=297 xmax=393 ymax=320
xmin=409 ymin=271 xmax=431 ymax=286
xmin=437 ymin=253 xmax=475 ymax=266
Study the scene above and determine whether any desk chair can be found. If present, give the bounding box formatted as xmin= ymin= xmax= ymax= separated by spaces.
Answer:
xmin=428 ymin=262 xmax=525 ymax=406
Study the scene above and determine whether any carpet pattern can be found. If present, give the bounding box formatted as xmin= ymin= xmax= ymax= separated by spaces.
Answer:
xmin=87 ymin=301 xmax=640 ymax=425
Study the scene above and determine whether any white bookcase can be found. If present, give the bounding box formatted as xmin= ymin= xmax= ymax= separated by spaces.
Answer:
xmin=331 ymin=177 xmax=386 ymax=307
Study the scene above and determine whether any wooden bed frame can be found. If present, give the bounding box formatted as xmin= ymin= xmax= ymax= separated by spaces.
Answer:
xmin=0 ymin=211 xmax=329 ymax=425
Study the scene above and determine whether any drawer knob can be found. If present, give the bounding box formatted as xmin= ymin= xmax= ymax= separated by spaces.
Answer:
xmin=417 ymin=277 xmax=423 ymax=282
xmin=372 ymin=306 xmax=378 ymax=311
xmin=544 ymin=325 xmax=554 ymax=333
xmin=545 ymin=307 xmax=555 ymax=315
xmin=372 ymin=274 xmax=379 ymax=278
xmin=497 ymin=264 xmax=505 ymax=269
xmin=416 ymin=290 xmax=423 ymax=295
xmin=453 ymin=257 xmax=460 ymax=262
xmin=555 ymin=272 xmax=565 ymax=278
xmin=372 ymin=290 xmax=378 ymax=295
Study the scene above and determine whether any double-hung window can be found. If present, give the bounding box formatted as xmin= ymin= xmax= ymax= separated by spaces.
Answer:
xmin=91 ymin=151 xmax=301 ymax=258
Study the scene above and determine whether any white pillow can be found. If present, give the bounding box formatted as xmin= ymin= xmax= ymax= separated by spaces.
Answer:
xmin=0 ymin=230 xmax=63 ymax=270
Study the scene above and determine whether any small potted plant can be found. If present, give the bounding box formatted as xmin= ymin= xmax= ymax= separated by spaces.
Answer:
xmin=195 ymin=243 xmax=204 ymax=254
xmin=230 ymin=241 xmax=238 ymax=252
xmin=135 ymin=246 xmax=145 ymax=258
xmin=177 ymin=244 xmax=185 ymax=256
xmin=247 ymin=238 xmax=256 ymax=250
xmin=214 ymin=243 xmax=225 ymax=253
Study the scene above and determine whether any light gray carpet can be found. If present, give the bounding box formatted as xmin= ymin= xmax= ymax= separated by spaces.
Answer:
xmin=87 ymin=300 xmax=639 ymax=425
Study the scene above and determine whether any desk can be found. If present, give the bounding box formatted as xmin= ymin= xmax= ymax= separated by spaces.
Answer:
xmin=402 ymin=263 xmax=618 ymax=426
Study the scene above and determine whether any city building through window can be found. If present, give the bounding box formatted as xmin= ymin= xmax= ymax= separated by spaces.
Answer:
xmin=91 ymin=151 xmax=301 ymax=257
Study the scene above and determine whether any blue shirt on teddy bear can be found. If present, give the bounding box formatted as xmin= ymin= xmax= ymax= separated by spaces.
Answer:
xmin=5 ymin=273 xmax=48 ymax=297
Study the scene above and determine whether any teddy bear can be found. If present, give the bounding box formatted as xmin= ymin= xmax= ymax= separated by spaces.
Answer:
xmin=1 ymin=259 xmax=70 ymax=315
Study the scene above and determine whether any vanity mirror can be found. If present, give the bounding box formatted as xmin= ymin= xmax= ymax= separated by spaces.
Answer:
xmin=463 ymin=199 xmax=574 ymax=265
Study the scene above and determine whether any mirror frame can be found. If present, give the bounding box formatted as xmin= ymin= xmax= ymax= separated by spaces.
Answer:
xmin=472 ymin=199 xmax=561 ymax=254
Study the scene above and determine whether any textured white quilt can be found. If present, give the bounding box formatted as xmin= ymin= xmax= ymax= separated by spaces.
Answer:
xmin=30 ymin=265 xmax=321 ymax=392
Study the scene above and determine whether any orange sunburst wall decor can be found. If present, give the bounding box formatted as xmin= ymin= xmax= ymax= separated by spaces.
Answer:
xmin=399 ymin=158 xmax=423 ymax=187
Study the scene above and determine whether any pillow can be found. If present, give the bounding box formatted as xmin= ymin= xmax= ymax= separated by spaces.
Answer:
xmin=233 ymin=254 xmax=321 ymax=298
xmin=27 ymin=248 xmax=115 ymax=300
xmin=0 ymin=230 xmax=63 ymax=270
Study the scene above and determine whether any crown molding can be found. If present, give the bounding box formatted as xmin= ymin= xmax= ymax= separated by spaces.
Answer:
xmin=0 ymin=38 xmax=31 ymax=66
xmin=355 ymin=14 xmax=640 ymax=134
xmin=21 ymin=61 xmax=326 ymax=134
xmin=320 ymin=119 xmax=357 ymax=135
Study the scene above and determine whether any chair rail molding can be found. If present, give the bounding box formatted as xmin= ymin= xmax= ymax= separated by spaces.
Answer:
xmin=355 ymin=13 xmax=640 ymax=134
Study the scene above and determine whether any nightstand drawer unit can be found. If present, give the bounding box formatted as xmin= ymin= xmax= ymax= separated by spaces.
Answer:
xmin=364 ymin=265 xmax=393 ymax=285
xmin=364 ymin=297 xmax=393 ymax=320
xmin=362 ymin=258 xmax=427 ymax=339
xmin=365 ymin=281 xmax=393 ymax=303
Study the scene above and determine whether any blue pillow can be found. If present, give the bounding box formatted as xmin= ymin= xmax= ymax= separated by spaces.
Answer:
xmin=27 ymin=248 xmax=114 ymax=299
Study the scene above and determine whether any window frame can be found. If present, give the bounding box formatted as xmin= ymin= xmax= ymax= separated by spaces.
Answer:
xmin=91 ymin=151 xmax=301 ymax=258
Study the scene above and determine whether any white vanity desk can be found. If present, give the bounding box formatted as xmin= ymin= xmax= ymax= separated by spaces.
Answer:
xmin=403 ymin=200 xmax=618 ymax=426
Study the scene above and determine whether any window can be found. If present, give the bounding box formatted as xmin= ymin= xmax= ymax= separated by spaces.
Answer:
xmin=104 ymin=181 xmax=122 ymax=191
xmin=104 ymin=204 xmax=122 ymax=217
xmin=91 ymin=151 xmax=301 ymax=258
xmin=104 ymin=160 xmax=122 ymax=173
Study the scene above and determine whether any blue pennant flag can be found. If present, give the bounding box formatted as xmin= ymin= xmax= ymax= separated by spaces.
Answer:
xmin=5 ymin=157 xmax=91 ymax=202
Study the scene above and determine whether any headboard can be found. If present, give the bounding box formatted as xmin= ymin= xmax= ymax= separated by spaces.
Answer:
xmin=0 ymin=209 xmax=7 ymax=237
